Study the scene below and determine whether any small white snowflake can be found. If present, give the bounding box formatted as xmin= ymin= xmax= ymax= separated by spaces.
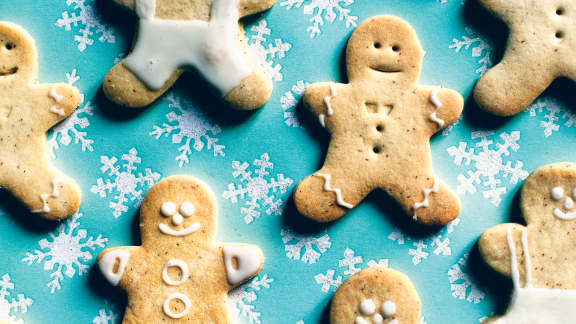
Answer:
xmin=0 ymin=274 xmax=33 ymax=324
xmin=56 ymin=0 xmax=116 ymax=52
xmin=229 ymin=274 xmax=273 ymax=324
xmin=22 ymin=213 xmax=107 ymax=293
xmin=447 ymin=131 xmax=529 ymax=206
xmin=409 ymin=241 xmax=429 ymax=265
xmin=92 ymin=308 xmax=117 ymax=324
xmin=367 ymin=259 xmax=389 ymax=268
xmin=525 ymin=97 xmax=576 ymax=137
xmin=222 ymin=153 xmax=293 ymax=224
xmin=280 ymin=0 xmax=358 ymax=38
xmin=314 ymin=269 xmax=342 ymax=293
xmin=149 ymin=93 xmax=225 ymax=167
xmin=450 ymin=27 xmax=493 ymax=74
xmin=91 ymin=148 xmax=161 ymax=218
xmin=281 ymin=80 xmax=310 ymax=127
xmin=281 ymin=229 xmax=331 ymax=264
xmin=247 ymin=19 xmax=292 ymax=82
xmin=448 ymin=255 xmax=486 ymax=304
xmin=338 ymin=248 xmax=363 ymax=275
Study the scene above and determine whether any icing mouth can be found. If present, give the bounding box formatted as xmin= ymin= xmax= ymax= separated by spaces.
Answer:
xmin=158 ymin=222 xmax=200 ymax=236
xmin=0 ymin=66 xmax=18 ymax=76
xmin=370 ymin=65 xmax=402 ymax=73
xmin=553 ymin=208 xmax=576 ymax=220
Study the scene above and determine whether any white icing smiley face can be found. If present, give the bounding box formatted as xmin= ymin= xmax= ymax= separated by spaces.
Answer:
xmin=550 ymin=186 xmax=576 ymax=220
xmin=158 ymin=201 xmax=200 ymax=236
xmin=355 ymin=299 xmax=397 ymax=324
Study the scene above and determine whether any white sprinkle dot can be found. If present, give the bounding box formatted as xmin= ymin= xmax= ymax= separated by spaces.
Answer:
xmin=161 ymin=202 xmax=176 ymax=217
xmin=552 ymin=187 xmax=564 ymax=201
xmin=179 ymin=202 xmax=195 ymax=217
xmin=381 ymin=301 xmax=396 ymax=317
xmin=360 ymin=299 xmax=376 ymax=315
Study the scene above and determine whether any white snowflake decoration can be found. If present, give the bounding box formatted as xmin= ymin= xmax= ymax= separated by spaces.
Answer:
xmin=247 ymin=19 xmax=292 ymax=82
xmin=450 ymin=27 xmax=493 ymax=74
xmin=280 ymin=0 xmax=358 ymax=38
xmin=338 ymin=248 xmax=363 ymax=275
xmin=91 ymin=148 xmax=161 ymax=218
xmin=229 ymin=275 xmax=273 ymax=324
xmin=409 ymin=241 xmax=429 ymax=265
xmin=0 ymin=274 xmax=33 ymax=324
xmin=525 ymin=97 xmax=576 ymax=137
xmin=315 ymin=269 xmax=342 ymax=293
xmin=448 ymin=255 xmax=486 ymax=304
xmin=222 ymin=153 xmax=293 ymax=224
xmin=56 ymin=0 xmax=116 ymax=52
xmin=93 ymin=308 xmax=117 ymax=324
xmin=21 ymin=213 xmax=107 ymax=293
xmin=149 ymin=93 xmax=225 ymax=167
xmin=281 ymin=229 xmax=331 ymax=264
xmin=447 ymin=131 xmax=529 ymax=206
xmin=281 ymin=80 xmax=310 ymax=127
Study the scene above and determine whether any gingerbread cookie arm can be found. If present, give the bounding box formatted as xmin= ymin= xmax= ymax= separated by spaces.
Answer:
xmin=418 ymin=87 xmax=464 ymax=135
xmin=303 ymin=82 xmax=346 ymax=127
xmin=98 ymin=246 xmax=141 ymax=288
xmin=238 ymin=0 xmax=276 ymax=17
xmin=222 ymin=244 xmax=264 ymax=289
xmin=479 ymin=223 xmax=528 ymax=280
xmin=34 ymin=83 xmax=82 ymax=128
xmin=477 ymin=0 xmax=517 ymax=20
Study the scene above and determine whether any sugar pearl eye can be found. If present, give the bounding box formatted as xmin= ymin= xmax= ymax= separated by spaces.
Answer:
xmin=381 ymin=301 xmax=396 ymax=317
xmin=179 ymin=202 xmax=195 ymax=217
xmin=359 ymin=299 xmax=376 ymax=315
xmin=551 ymin=187 xmax=564 ymax=201
xmin=172 ymin=213 xmax=184 ymax=226
xmin=372 ymin=313 xmax=383 ymax=324
xmin=161 ymin=202 xmax=177 ymax=217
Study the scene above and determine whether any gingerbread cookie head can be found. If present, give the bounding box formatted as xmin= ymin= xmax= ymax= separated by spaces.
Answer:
xmin=331 ymin=267 xmax=421 ymax=324
xmin=0 ymin=22 xmax=37 ymax=82
xmin=140 ymin=175 xmax=217 ymax=246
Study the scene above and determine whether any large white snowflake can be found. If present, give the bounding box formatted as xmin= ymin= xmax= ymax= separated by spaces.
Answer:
xmin=222 ymin=153 xmax=293 ymax=224
xmin=228 ymin=275 xmax=273 ymax=324
xmin=525 ymin=97 xmax=576 ymax=137
xmin=450 ymin=27 xmax=493 ymax=75
xmin=93 ymin=308 xmax=117 ymax=324
xmin=281 ymin=229 xmax=331 ymax=264
xmin=247 ymin=19 xmax=292 ymax=82
xmin=281 ymin=80 xmax=309 ymax=127
xmin=56 ymin=0 xmax=116 ymax=52
xmin=447 ymin=131 xmax=529 ymax=206
xmin=149 ymin=93 xmax=225 ymax=167
xmin=21 ymin=213 xmax=108 ymax=293
xmin=91 ymin=148 xmax=161 ymax=218
xmin=0 ymin=274 xmax=33 ymax=324
xmin=388 ymin=219 xmax=461 ymax=265
xmin=280 ymin=0 xmax=358 ymax=38
xmin=48 ymin=70 xmax=94 ymax=158
xmin=448 ymin=255 xmax=486 ymax=304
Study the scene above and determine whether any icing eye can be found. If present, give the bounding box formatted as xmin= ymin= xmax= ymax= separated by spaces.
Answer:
xmin=381 ymin=300 xmax=396 ymax=317
xmin=372 ymin=313 xmax=383 ymax=324
xmin=161 ymin=202 xmax=177 ymax=217
xmin=551 ymin=187 xmax=564 ymax=201
xmin=359 ymin=299 xmax=376 ymax=315
xmin=565 ymin=197 xmax=575 ymax=210
xmin=179 ymin=202 xmax=195 ymax=217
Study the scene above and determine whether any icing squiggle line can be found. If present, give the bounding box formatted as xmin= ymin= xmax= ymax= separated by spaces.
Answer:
xmin=507 ymin=227 xmax=533 ymax=288
xmin=553 ymin=208 xmax=576 ymax=220
xmin=32 ymin=178 xmax=62 ymax=213
xmin=50 ymin=106 xmax=65 ymax=116
xmin=49 ymin=86 xmax=63 ymax=103
xmin=412 ymin=178 xmax=439 ymax=220
xmin=314 ymin=173 xmax=354 ymax=209
xmin=319 ymin=84 xmax=337 ymax=127
xmin=428 ymin=88 xmax=445 ymax=128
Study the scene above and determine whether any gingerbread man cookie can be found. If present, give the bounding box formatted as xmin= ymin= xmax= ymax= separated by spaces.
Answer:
xmin=0 ymin=22 xmax=82 ymax=220
xmin=474 ymin=1 xmax=576 ymax=116
xmin=479 ymin=163 xmax=576 ymax=323
xmin=294 ymin=15 xmax=463 ymax=225
xmin=98 ymin=176 xmax=264 ymax=323
xmin=331 ymin=267 xmax=421 ymax=324
xmin=103 ymin=0 xmax=276 ymax=110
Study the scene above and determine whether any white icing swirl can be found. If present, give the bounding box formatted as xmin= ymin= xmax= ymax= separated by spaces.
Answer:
xmin=412 ymin=178 xmax=439 ymax=220
xmin=98 ymin=249 xmax=130 ymax=286
xmin=319 ymin=83 xmax=337 ymax=127
xmin=314 ymin=173 xmax=354 ymax=209
xmin=163 ymin=293 xmax=191 ymax=319
xmin=162 ymin=259 xmax=190 ymax=286
xmin=428 ymin=87 xmax=445 ymax=128
xmin=49 ymin=86 xmax=64 ymax=103
xmin=32 ymin=178 xmax=62 ymax=213
xmin=223 ymin=245 xmax=262 ymax=285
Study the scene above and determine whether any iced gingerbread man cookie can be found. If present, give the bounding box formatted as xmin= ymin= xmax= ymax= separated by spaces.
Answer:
xmin=0 ymin=22 xmax=82 ymax=220
xmin=103 ymin=0 xmax=276 ymax=110
xmin=294 ymin=15 xmax=463 ymax=225
xmin=331 ymin=267 xmax=421 ymax=324
xmin=474 ymin=1 xmax=576 ymax=116
xmin=98 ymin=175 xmax=264 ymax=323
xmin=479 ymin=163 xmax=576 ymax=323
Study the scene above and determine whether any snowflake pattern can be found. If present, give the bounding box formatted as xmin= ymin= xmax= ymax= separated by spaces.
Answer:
xmin=447 ymin=131 xmax=529 ymax=206
xmin=149 ymin=93 xmax=225 ymax=167
xmin=0 ymin=274 xmax=33 ymax=324
xmin=92 ymin=308 xmax=117 ymax=324
xmin=388 ymin=219 xmax=461 ymax=265
xmin=450 ymin=27 xmax=493 ymax=74
xmin=448 ymin=255 xmax=486 ymax=304
xmin=281 ymin=80 xmax=310 ymax=127
xmin=56 ymin=0 xmax=116 ymax=52
xmin=525 ymin=97 xmax=576 ymax=137
xmin=281 ymin=229 xmax=331 ymax=264
xmin=222 ymin=153 xmax=293 ymax=224
xmin=246 ymin=19 xmax=292 ymax=82
xmin=48 ymin=70 xmax=94 ymax=158
xmin=90 ymin=148 xmax=161 ymax=218
xmin=228 ymin=275 xmax=273 ymax=324
xmin=21 ymin=213 xmax=107 ymax=293
xmin=280 ymin=0 xmax=358 ymax=38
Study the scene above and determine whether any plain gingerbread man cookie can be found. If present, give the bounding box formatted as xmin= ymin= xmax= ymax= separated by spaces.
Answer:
xmin=479 ymin=163 xmax=576 ymax=323
xmin=103 ymin=0 xmax=276 ymax=110
xmin=98 ymin=175 xmax=264 ymax=323
xmin=0 ymin=22 xmax=82 ymax=220
xmin=331 ymin=267 xmax=421 ymax=324
xmin=294 ymin=15 xmax=463 ymax=225
xmin=474 ymin=1 xmax=576 ymax=116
